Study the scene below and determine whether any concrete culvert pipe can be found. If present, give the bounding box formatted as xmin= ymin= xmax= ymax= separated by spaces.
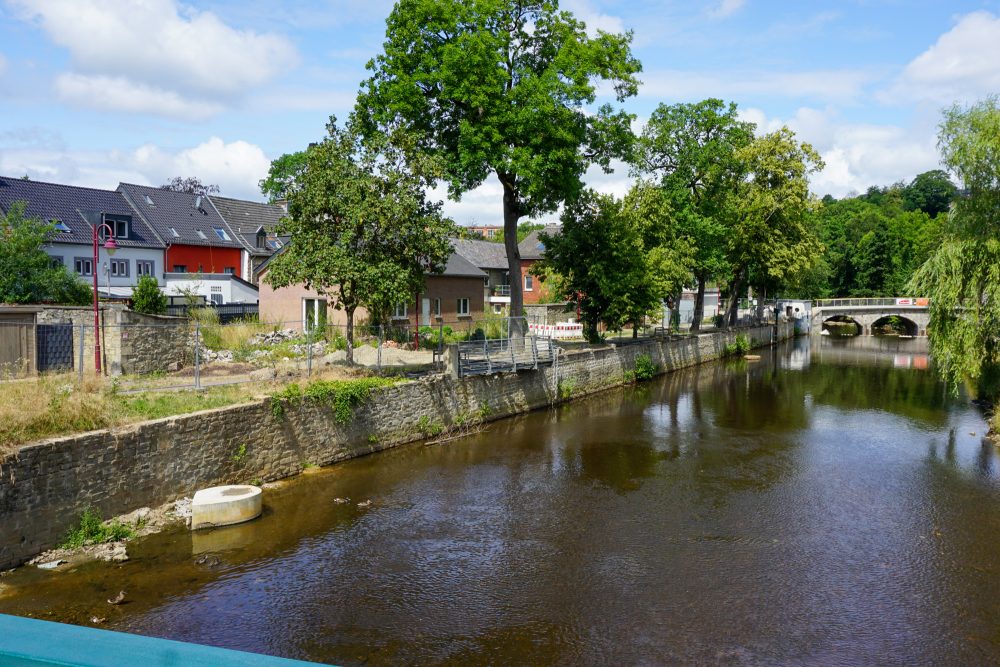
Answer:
xmin=191 ymin=485 xmax=263 ymax=530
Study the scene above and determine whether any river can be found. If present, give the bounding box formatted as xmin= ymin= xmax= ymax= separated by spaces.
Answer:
xmin=2 ymin=336 xmax=998 ymax=666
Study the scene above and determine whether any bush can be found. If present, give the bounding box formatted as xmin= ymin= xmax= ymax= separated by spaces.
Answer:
xmin=131 ymin=275 xmax=167 ymax=315
xmin=60 ymin=507 xmax=135 ymax=549
xmin=633 ymin=353 xmax=657 ymax=380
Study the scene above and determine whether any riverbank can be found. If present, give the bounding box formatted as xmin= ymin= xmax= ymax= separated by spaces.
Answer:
xmin=0 ymin=324 xmax=792 ymax=570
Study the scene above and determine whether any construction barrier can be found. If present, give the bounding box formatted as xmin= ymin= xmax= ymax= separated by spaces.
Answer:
xmin=529 ymin=322 xmax=584 ymax=339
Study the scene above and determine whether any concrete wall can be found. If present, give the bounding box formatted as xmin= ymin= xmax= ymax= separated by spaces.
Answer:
xmin=163 ymin=274 xmax=259 ymax=305
xmin=47 ymin=243 xmax=165 ymax=288
xmin=0 ymin=323 xmax=793 ymax=570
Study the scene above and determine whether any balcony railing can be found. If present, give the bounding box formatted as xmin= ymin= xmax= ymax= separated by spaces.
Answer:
xmin=492 ymin=284 xmax=511 ymax=297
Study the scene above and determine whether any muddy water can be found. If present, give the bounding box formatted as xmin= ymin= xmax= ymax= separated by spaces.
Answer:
xmin=2 ymin=337 xmax=999 ymax=666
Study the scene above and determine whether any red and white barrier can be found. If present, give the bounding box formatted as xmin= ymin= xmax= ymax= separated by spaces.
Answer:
xmin=529 ymin=322 xmax=584 ymax=339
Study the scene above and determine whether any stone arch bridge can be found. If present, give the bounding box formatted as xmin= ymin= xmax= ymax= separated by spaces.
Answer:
xmin=811 ymin=298 xmax=930 ymax=336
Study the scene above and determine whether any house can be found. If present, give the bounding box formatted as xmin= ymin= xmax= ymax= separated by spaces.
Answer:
xmin=517 ymin=225 xmax=559 ymax=304
xmin=465 ymin=224 xmax=503 ymax=240
xmin=118 ymin=183 xmax=248 ymax=303
xmin=164 ymin=273 xmax=259 ymax=305
xmin=208 ymin=195 xmax=286 ymax=283
xmin=0 ymin=176 xmax=166 ymax=297
xmin=256 ymin=246 xmax=486 ymax=331
xmin=451 ymin=238 xmax=511 ymax=313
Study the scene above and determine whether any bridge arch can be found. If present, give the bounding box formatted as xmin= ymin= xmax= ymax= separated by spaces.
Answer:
xmin=822 ymin=315 xmax=862 ymax=336
xmin=871 ymin=315 xmax=919 ymax=337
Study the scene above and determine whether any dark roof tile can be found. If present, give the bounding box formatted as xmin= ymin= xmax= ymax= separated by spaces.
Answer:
xmin=118 ymin=183 xmax=244 ymax=249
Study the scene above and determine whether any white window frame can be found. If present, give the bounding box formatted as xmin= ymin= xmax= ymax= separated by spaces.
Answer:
xmin=457 ymin=297 xmax=470 ymax=316
xmin=136 ymin=260 xmax=154 ymax=277
xmin=434 ymin=298 xmax=441 ymax=317
xmin=113 ymin=219 xmax=129 ymax=239
xmin=393 ymin=302 xmax=408 ymax=320
xmin=524 ymin=274 xmax=533 ymax=291
xmin=109 ymin=258 xmax=129 ymax=277
xmin=74 ymin=257 xmax=93 ymax=276
xmin=303 ymin=298 xmax=327 ymax=331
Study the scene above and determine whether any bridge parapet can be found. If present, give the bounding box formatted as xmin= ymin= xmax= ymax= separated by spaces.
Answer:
xmin=815 ymin=297 xmax=929 ymax=309
xmin=811 ymin=297 xmax=930 ymax=336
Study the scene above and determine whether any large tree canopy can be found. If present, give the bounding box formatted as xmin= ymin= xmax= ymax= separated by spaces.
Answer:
xmin=358 ymin=0 xmax=642 ymax=320
xmin=632 ymin=98 xmax=753 ymax=330
xmin=264 ymin=118 xmax=454 ymax=364
xmin=909 ymin=97 xmax=1000 ymax=395
xmin=0 ymin=201 xmax=91 ymax=305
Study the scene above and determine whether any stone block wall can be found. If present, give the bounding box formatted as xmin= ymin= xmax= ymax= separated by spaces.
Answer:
xmin=0 ymin=324 xmax=792 ymax=570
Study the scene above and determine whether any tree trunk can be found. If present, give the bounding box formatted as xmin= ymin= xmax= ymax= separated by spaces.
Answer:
xmin=345 ymin=306 xmax=355 ymax=366
xmin=690 ymin=274 xmax=707 ymax=333
xmin=755 ymin=286 xmax=766 ymax=321
xmin=501 ymin=176 xmax=524 ymax=334
xmin=724 ymin=273 xmax=743 ymax=330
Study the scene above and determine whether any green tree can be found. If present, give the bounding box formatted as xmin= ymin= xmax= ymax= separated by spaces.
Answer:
xmin=358 ymin=0 xmax=642 ymax=320
xmin=0 ymin=201 xmax=91 ymax=305
xmin=721 ymin=128 xmax=824 ymax=326
xmin=909 ymin=97 xmax=1000 ymax=396
xmin=131 ymin=274 xmax=167 ymax=315
xmin=540 ymin=187 xmax=691 ymax=341
xmin=263 ymin=117 xmax=454 ymax=364
xmin=491 ymin=221 xmax=545 ymax=244
xmin=632 ymin=99 xmax=754 ymax=330
xmin=259 ymin=151 xmax=310 ymax=202
xmin=902 ymin=169 xmax=957 ymax=217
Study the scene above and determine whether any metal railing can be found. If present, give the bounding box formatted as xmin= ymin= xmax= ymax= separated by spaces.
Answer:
xmin=491 ymin=284 xmax=511 ymax=297
xmin=456 ymin=317 xmax=555 ymax=377
xmin=814 ymin=298 xmax=929 ymax=308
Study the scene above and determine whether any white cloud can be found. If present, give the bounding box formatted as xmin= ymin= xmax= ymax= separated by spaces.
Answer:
xmin=739 ymin=106 xmax=940 ymax=197
xmin=9 ymin=0 xmax=298 ymax=119
xmin=708 ymin=0 xmax=746 ymax=20
xmin=0 ymin=136 xmax=272 ymax=199
xmin=561 ymin=0 xmax=625 ymax=35
xmin=640 ymin=68 xmax=876 ymax=104
xmin=54 ymin=73 xmax=224 ymax=121
xmin=884 ymin=11 xmax=1000 ymax=104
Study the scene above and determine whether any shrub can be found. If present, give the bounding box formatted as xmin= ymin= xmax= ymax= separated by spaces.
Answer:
xmin=131 ymin=275 xmax=167 ymax=315
xmin=60 ymin=507 xmax=135 ymax=549
xmin=633 ymin=353 xmax=657 ymax=381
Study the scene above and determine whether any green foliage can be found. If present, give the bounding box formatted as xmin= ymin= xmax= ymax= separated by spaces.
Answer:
xmin=60 ymin=508 xmax=135 ymax=549
xmin=0 ymin=201 xmax=91 ymax=305
xmin=190 ymin=307 xmax=223 ymax=350
xmin=540 ymin=187 xmax=692 ymax=341
xmin=231 ymin=443 xmax=248 ymax=465
xmin=259 ymin=151 xmax=310 ymax=202
xmin=557 ymin=378 xmax=578 ymax=400
xmin=270 ymin=377 xmax=402 ymax=423
xmin=489 ymin=222 xmax=544 ymax=244
xmin=908 ymin=98 xmax=1000 ymax=395
xmin=416 ymin=414 xmax=444 ymax=436
xmin=724 ymin=334 xmax=752 ymax=357
xmin=263 ymin=117 xmax=454 ymax=364
xmin=633 ymin=353 xmax=657 ymax=381
xmin=358 ymin=0 xmax=642 ymax=317
xmin=131 ymin=275 xmax=167 ymax=315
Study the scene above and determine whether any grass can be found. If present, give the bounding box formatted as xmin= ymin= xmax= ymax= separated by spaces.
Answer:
xmin=270 ymin=376 xmax=402 ymax=423
xmin=60 ymin=507 xmax=136 ymax=549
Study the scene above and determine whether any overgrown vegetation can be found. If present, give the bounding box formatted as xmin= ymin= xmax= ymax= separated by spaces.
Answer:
xmin=633 ymin=354 xmax=658 ymax=381
xmin=60 ymin=508 xmax=135 ymax=549
xmin=131 ymin=275 xmax=167 ymax=315
xmin=724 ymin=334 xmax=753 ymax=357
xmin=270 ymin=376 xmax=402 ymax=422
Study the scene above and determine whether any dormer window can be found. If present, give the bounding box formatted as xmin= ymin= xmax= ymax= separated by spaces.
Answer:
xmin=256 ymin=228 xmax=266 ymax=249
xmin=196 ymin=229 xmax=207 ymax=240
xmin=213 ymin=227 xmax=231 ymax=241
xmin=51 ymin=219 xmax=71 ymax=233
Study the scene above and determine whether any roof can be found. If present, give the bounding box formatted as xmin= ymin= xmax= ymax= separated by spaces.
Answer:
xmin=451 ymin=238 xmax=510 ymax=270
xmin=118 ymin=183 xmax=244 ymax=249
xmin=0 ymin=176 xmax=164 ymax=248
xmin=439 ymin=251 xmax=487 ymax=278
xmin=208 ymin=195 xmax=286 ymax=256
xmin=517 ymin=225 xmax=560 ymax=260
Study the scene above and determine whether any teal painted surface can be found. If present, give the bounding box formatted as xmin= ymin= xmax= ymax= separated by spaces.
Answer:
xmin=0 ymin=614 xmax=330 ymax=667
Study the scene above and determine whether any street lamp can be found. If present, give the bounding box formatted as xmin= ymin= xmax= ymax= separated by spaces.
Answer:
xmin=85 ymin=212 xmax=117 ymax=375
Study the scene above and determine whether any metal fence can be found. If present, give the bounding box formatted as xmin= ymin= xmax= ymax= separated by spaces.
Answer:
xmin=165 ymin=303 xmax=259 ymax=323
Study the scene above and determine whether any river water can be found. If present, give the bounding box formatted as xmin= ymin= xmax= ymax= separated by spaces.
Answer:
xmin=2 ymin=336 xmax=999 ymax=666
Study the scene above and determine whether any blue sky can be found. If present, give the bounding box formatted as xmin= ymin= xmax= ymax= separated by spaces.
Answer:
xmin=1 ymin=0 xmax=999 ymax=226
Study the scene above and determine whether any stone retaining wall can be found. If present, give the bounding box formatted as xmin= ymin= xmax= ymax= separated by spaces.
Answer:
xmin=0 ymin=324 xmax=792 ymax=570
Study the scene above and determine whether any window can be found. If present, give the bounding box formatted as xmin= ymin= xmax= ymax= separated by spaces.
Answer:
xmin=223 ymin=267 xmax=235 ymax=275
xmin=457 ymin=298 xmax=470 ymax=316
xmin=434 ymin=298 xmax=441 ymax=317
xmin=524 ymin=274 xmax=533 ymax=291
xmin=50 ymin=256 xmax=63 ymax=268
xmin=213 ymin=227 xmax=231 ymax=241
xmin=256 ymin=229 xmax=266 ymax=249
xmin=110 ymin=218 xmax=129 ymax=239
xmin=51 ymin=219 xmax=71 ymax=233
xmin=109 ymin=259 xmax=129 ymax=277
xmin=493 ymin=304 xmax=504 ymax=314
xmin=136 ymin=260 xmax=154 ymax=276
xmin=74 ymin=257 xmax=93 ymax=276
xmin=172 ymin=264 xmax=187 ymax=273
xmin=210 ymin=286 xmax=223 ymax=305
xmin=169 ymin=227 xmax=180 ymax=238
xmin=303 ymin=298 xmax=327 ymax=331
xmin=196 ymin=230 xmax=207 ymax=240
xmin=393 ymin=302 xmax=408 ymax=319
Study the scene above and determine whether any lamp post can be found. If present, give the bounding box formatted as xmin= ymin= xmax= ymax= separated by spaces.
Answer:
xmin=90 ymin=214 xmax=117 ymax=375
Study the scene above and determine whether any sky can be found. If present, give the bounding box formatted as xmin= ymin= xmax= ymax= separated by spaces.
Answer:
xmin=1 ymin=0 xmax=999 ymax=226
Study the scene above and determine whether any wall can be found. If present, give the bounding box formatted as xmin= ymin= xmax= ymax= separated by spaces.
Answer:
xmin=409 ymin=275 xmax=486 ymax=327
xmin=164 ymin=274 xmax=259 ymax=305
xmin=0 ymin=324 xmax=793 ymax=570
xmin=257 ymin=277 xmax=371 ymax=331
xmin=48 ymin=243 xmax=165 ymax=288
xmin=166 ymin=245 xmax=242 ymax=278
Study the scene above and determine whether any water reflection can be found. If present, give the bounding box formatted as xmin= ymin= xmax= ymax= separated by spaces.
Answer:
xmin=1 ymin=339 xmax=997 ymax=665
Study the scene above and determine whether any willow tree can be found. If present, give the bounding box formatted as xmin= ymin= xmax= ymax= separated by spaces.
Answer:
xmin=909 ymin=97 xmax=1000 ymax=395
xmin=264 ymin=117 xmax=453 ymax=364
xmin=721 ymin=127 xmax=824 ymax=327
xmin=357 ymin=0 xmax=642 ymax=320
xmin=631 ymin=99 xmax=754 ymax=330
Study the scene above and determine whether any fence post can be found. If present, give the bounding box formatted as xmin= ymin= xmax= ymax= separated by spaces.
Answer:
xmin=194 ymin=321 xmax=202 ymax=390
xmin=77 ymin=323 xmax=85 ymax=383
